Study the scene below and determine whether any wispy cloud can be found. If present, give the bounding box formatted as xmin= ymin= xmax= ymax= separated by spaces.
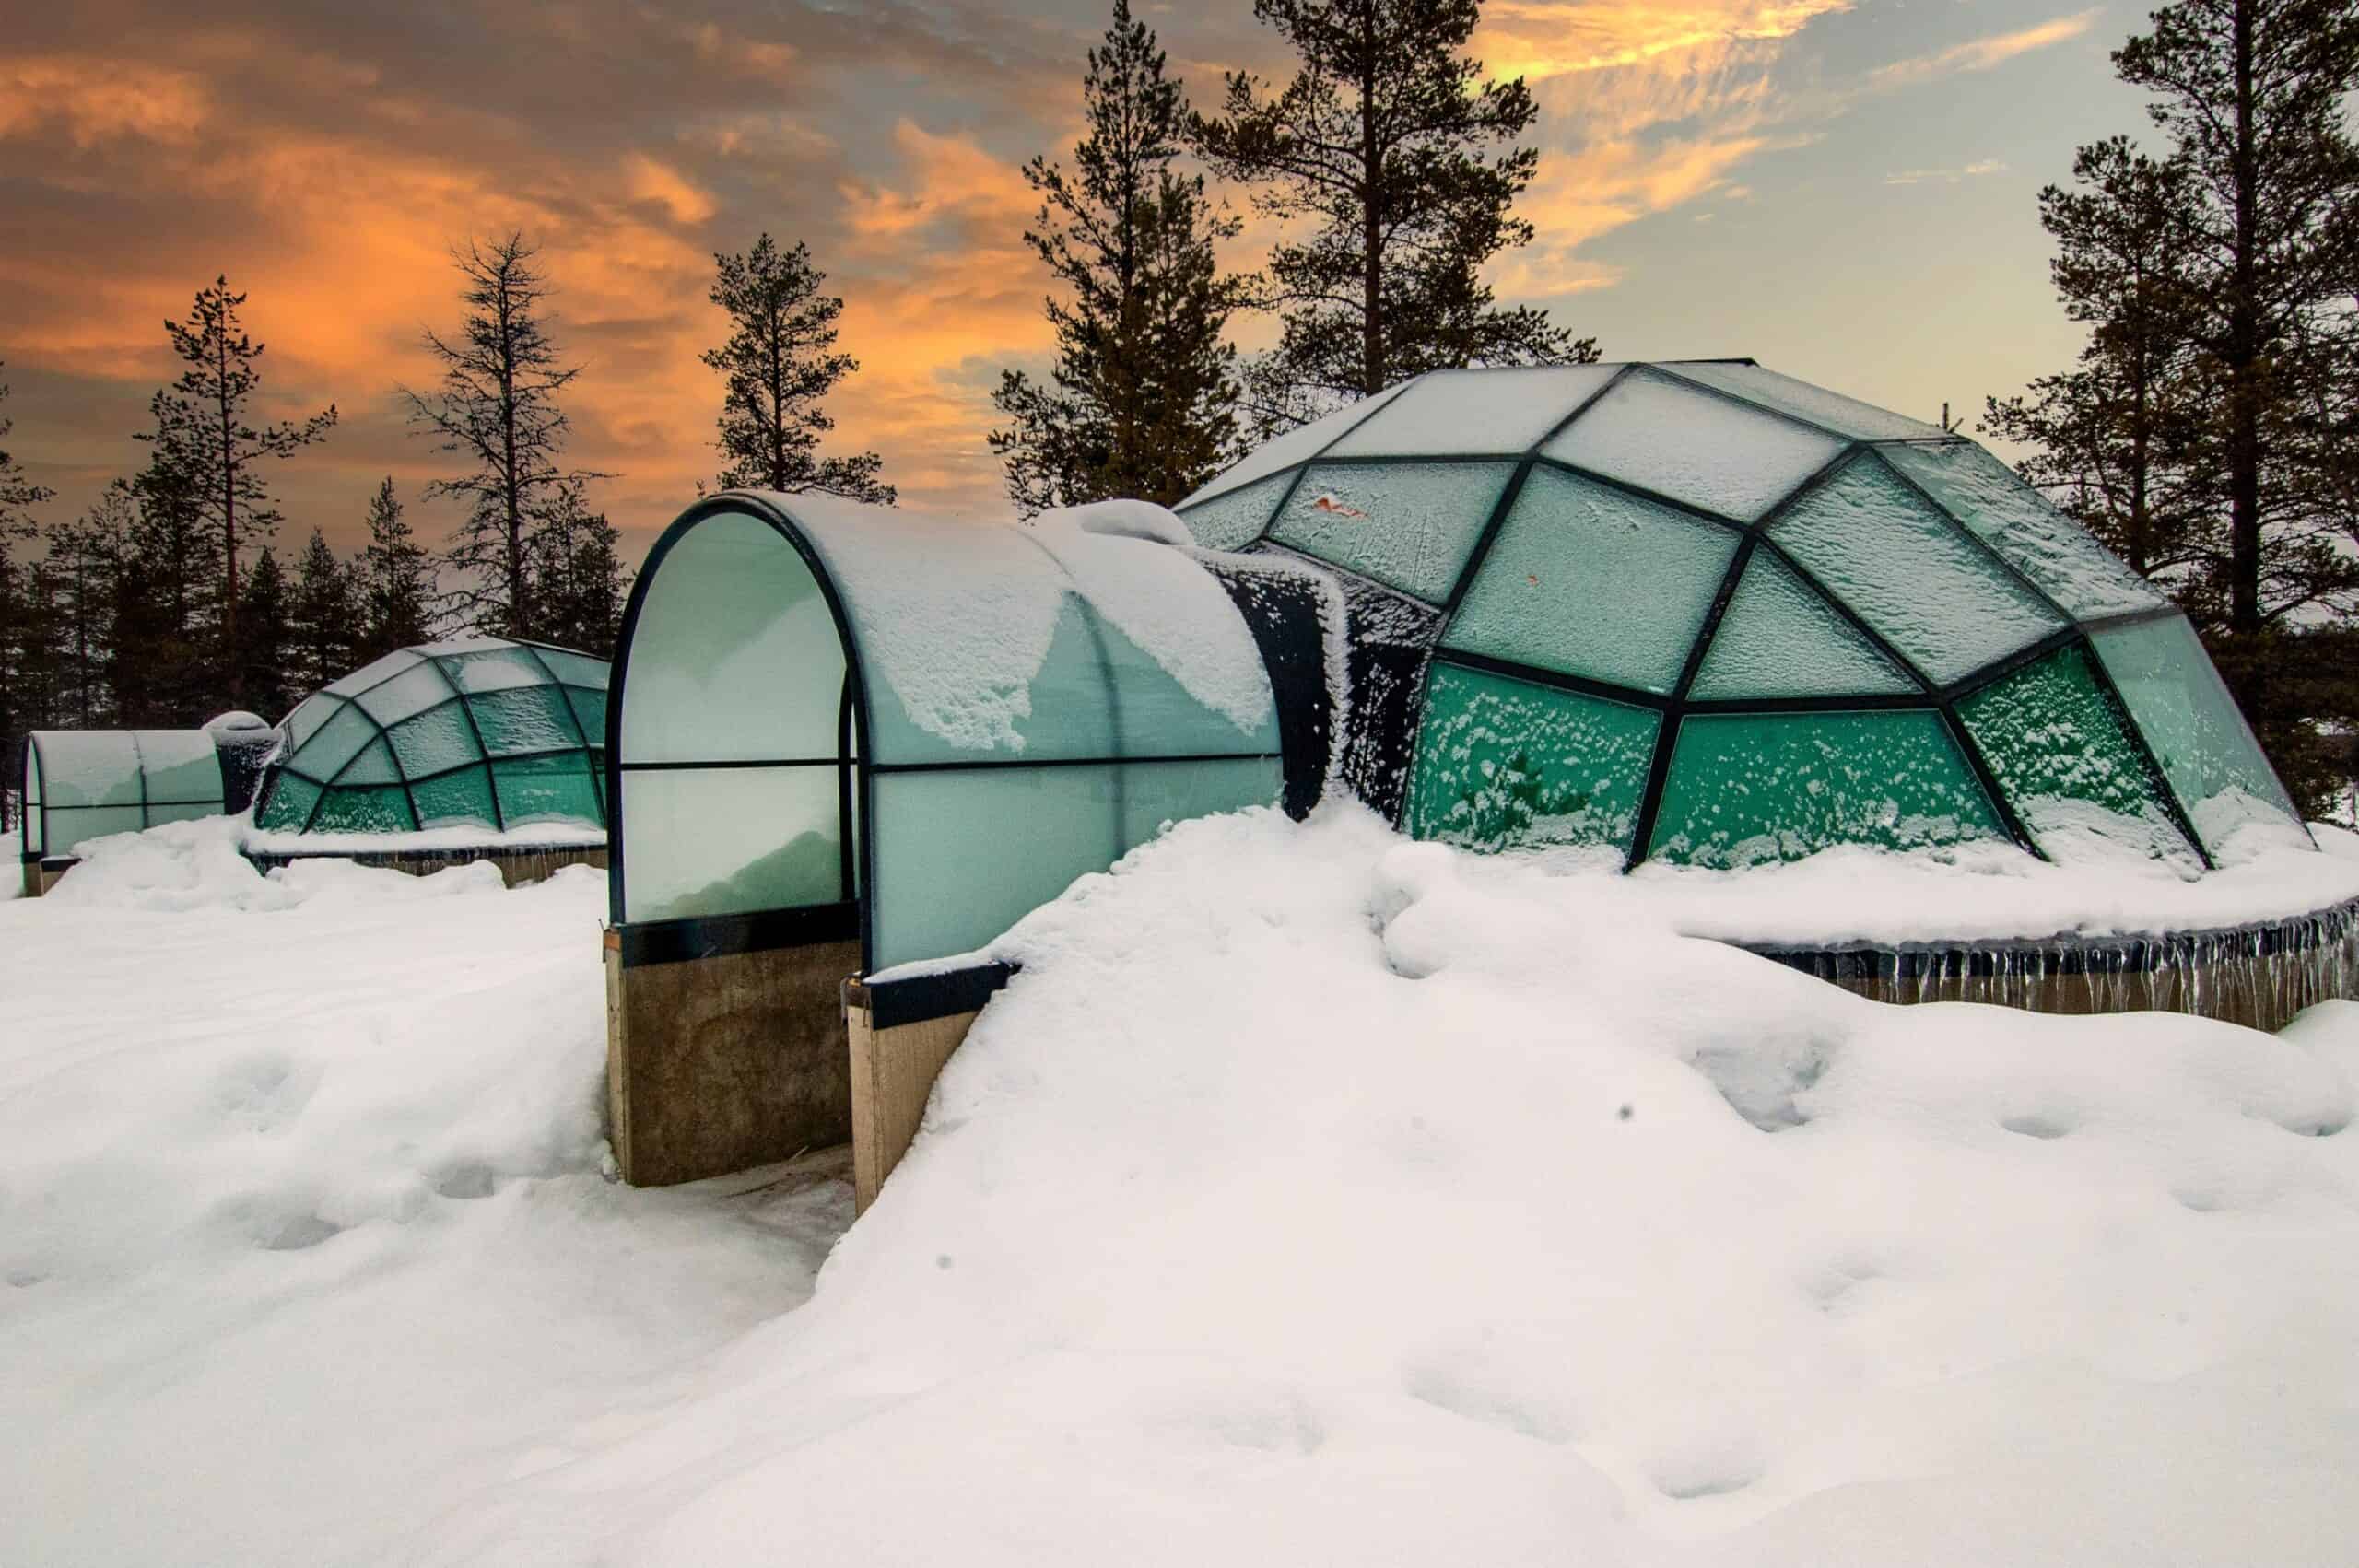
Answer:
xmin=1885 ymin=159 xmax=2010 ymax=185
xmin=1870 ymin=10 xmax=2099 ymax=89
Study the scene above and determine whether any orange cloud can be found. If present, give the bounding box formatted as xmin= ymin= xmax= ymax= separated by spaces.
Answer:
xmin=0 ymin=55 xmax=212 ymax=146
xmin=1480 ymin=0 xmax=1851 ymax=82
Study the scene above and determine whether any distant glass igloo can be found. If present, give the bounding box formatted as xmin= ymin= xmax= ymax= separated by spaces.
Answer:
xmin=252 ymin=637 xmax=610 ymax=837
xmin=1176 ymin=359 xmax=2305 ymax=870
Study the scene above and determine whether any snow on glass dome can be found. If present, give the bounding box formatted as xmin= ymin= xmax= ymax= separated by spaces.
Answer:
xmin=252 ymin=637 xmax=611 ymax=837
xmin=1177 ymin=359 xmax=2307 ymax=872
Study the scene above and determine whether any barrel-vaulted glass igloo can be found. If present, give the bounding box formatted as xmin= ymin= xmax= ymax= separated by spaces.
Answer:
xmin=252 ymin=637 xmax=611 ymax=837
xmin=1177 ymin=358 xmax=2306 ymax=872
xmin=19 ymin=730 xmax=226 ymax=867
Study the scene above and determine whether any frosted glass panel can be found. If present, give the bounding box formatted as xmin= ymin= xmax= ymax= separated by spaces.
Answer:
xmin=1878 ymin=440 xmax=2168 ymax=620
xmin=1543 ymin=369 xmax=1846 ymax=521
xmin=1096 ymin=608 xmax=1282 ymax=757
xmin=1325 ymin=365 xmax=1621 ymax=457
xmin=2091 ymin=615 xmax=2302 ymax=852
xmin=334 ymin=737 xmax=405 ymax=786
xmin=324 ymin=649 xmax=422 ymax=697
xmin=285 ymin=694 xmax=341 ymax=749
xmin=1442 ymin=467 xmax=1739 ymax=695
xmin=1404 ymin=662 xmax=1661 ymax=852
xmin=620 ymin=509 xmax=846 ymax=764
xmin=532 ymin=647 xmax=611 ymax=689
xmin=1119 ymin=756 xmax=1283 ymax=848
xmin=293 ymin=701 xmax=379 ymax=783
xmin=1768 ymin=456 xmax=2068 ymax=685
xmin=310 ymin=783 xmax=416 ymax=835
xmin=37 ymin=733 xmax=142 ymax=807
xmin=1688 ymin=549 xmax=1917 ymax=699
xmin=256 ymin=772 xmax=323 ymax=831
xmin=1178 ymin=382 xmax=1411 ymax=506
xmin=411 ymin=766 xmax=499 ymax=830
xmin=441 ymin=647 xmax=548 ymax=694
xmin=1180 ymin=474 xmax=1291 ymax=552
xmin=134 ymin=731 xmax=225 ymax=806
xmin=1648 ymin=710 xmax=2005 ymax=867
xmin=388 ymin=703 xmax=480 ymax=778
xmin=490 ymin=754 xmax=602 ymax=827
xmin=472 ymin=685 xmax=584 ymax=756
xmin=560 ymin=687 xmax=607 ymax=745
xmin=145 ymin=802 xmax=218 ymax=828
xmin=1660 ymin=362 xmax=1945 ymax=439
xmin=357 ymin=661 xmax=459 ymax=727
xmin=1269 ymin=462 xmax=1515 ymax=602
xmin=621 ymin=766 xmax=844 ymax=923
xmin=870 ymin=766 xmax=1119 ymax=970
xmin=44 ymin=804 xmax=147 ymax=851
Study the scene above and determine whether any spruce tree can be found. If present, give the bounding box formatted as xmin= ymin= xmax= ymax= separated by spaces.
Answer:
xmin=1191 ymin=0 xmax=1596 ymax=430
xmin=139 ymin=278 xmax=337 ymax=681
xmin=0 ymin=367 xmax=56 ymax=813
xmin=288 ymin=527 xmax=359 ymax=696
xmin=702 ymin=234 xmax=892 ymax=502
xmin=991 ymin=0 xmax=1247 ymax=512
xmin=528 ymin=481 xmax=625 ymax=658
xmin=0 ymin=364 xmax=53 ymax=551
xmin=234 ymin=545 xmax=295 ymax=720
xmin=358 ymin=476 xmax=433 ymax=659
xmin=405 ymin=235 xmax=607 ymax=637
xmin=43 ymin=487 xmax=133 ymax=727
xmin=115 ymin=453 xmax=219 ymax=725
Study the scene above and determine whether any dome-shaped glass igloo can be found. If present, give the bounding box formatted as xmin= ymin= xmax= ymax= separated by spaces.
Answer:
xmin=252 ymin=637 xmax=611 ymax=837
xmin=1177 ymin=359 xmax=2306 ymax=872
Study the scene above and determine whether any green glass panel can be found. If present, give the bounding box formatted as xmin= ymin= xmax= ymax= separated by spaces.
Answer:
xmin=309 ymin=783 xmax=417 ymax=835
xmin=2090 ymin=615 xmax=2303 ymax=853
xmin=1179 ymin=380 xmax=1412 ymax=507
xmin=618 ymin=509 xmax=845 ymax=765
xmin=469 ymin=685 xmax=584 ymax=756
xmin=133 ymin=731 xmax=225 ymax=807
xmin=388 ymin=702 xmax=481 ymax=778
xmin=36 ymin=732 xmax=143 ymax=807
xmin=357 ymin=661 xmax=460 ymax=727
xmin=618 ymin=766 xmax=839 ymax=921
xmin=43 ymin=804 xmax=148 ymax=852
xmin=1093 ymin=604 xmax=1282 ymax=758
xmin=410 ymin=766 xmax=499 ymax=831
xmin=989 ymin=598 xmax=1120 ymax=759
xmin=1878 ymin=440 xmax=2166 ymax=620
xmin=334 ymin=736 xmax=405 ymax=787
xmin=255 ymin=770 xmax=323 ymax=831
xmin=1688 ymin=549 xmax=1917 ymax=699
xmin=145 ymin=802 xmax=218 ymax=828
xmin=1768 ymin=456 xmax=2068 ymax=685
xmin=1404 ymin=662 xmax=1661 ymax=852
xmin=1660 ymin=362 xmax=1945 ymax=440
xmin=440 ymin=647 xmax=547 ymax=694
xmin=1956 ymin=645 xmax=2196 ymax=862
xmin=1179 ymin=474 xmax=1291 ymax=552
xmin=1268 ymin=462 xmax=1516 ymax=603
xmin=284 ymin=693 xmax=341 ymax=750
xmin=491 ymin=753 xmax=604 ymax=828
xmin=290 ymin=700 xmax=379 ymax=782
xmin=1324 ymin=364 xmax=1622 ymax=457
xmin=561 ymin=686 xmax=608 ymax=744
xmin=1543 ymin=369 xmax=1845 ymax=521
xmin=1120 ymin=756 xmax=1283 ymax=848
xmin=323 ymin=649 xmax=424 ymax=697
xmin=1441 ymin=467 xmax=1739 ymax=695
xmin=1648 ymin=710 xmax=2006 ymax=868
xmin=530 ymin=647 xmax=610 ymax=689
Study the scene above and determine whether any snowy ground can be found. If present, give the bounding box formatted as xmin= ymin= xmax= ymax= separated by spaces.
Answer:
xmin=7 ymin=811 xmax=2359 ymax=1565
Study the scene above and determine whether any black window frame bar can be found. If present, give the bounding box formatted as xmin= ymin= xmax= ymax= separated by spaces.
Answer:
xmin=1176 ymin=360 xmax=2251 ymax=872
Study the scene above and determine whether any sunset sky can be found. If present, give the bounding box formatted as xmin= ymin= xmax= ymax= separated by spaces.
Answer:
xmin=4 ymin=0 xmax=2160 ymax=565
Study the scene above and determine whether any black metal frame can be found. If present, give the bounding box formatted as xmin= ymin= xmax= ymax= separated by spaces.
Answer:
xmin=1177 ymin=358 xmax=2256 ymax=873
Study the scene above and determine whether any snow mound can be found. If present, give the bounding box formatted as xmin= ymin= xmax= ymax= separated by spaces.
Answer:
xmin=411 ymin=805 xmax=2359 ymax=1566
xmin=45 ymin=814 xmax=507 ymax=913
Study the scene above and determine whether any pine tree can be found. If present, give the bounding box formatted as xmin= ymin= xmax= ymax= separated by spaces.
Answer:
xmin=138 ymin=278 xmax=337 ymax=684
xmin=0 ymin=363 xmax=53 ymax=552
xmin=702 ymin=234 xmax=892 ymax=502
xmin=43 ymin=487 xmax=133 ymax=726
xmin=114 ymin=454 xmax=219 ymax=726
xmin=0 ymin=366 xmax=57 ymax=820
xmin=357 ymin=476 xmax=433 ymax=659
xmin=288 ymin=527 xmax=359 ymax=696
xmin=529 ymin=481 xmax=625 ymax=658
xmin=404 ymin=235 xmax=607 ymax=637
xmin=234 ymin=545 xmax=295 ymax=720
xmin=1191 ymin=0 xmax=1596 ymax=431
xmin=991 ymin=0 xmax=1247 ymax=512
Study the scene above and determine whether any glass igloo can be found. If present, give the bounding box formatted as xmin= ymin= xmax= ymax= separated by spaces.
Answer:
xmin=1176 ymin=360 xmax=2306 ymax=871
xmin=252 ymin=637 xmax=611 ymax=837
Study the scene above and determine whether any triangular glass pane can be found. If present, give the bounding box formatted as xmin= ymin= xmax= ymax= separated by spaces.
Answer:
xmin=1405 ymin=661 xmax=1661 ymax=854
xmin=1178 ymin=473 xmax=1292 ymax=552
xmin=1268 ymin=462 xmax=1516 ymax=603
xmin=1688 ymin=549 xmax=1916 ymax=699
xmin=334 ymin=735 xmax=405 ymax=786
xmin=1656 ymin=362 xmax=1945 ymax=440
xmin=1543 ymin=369 xmax=1845 ymax=521
xmin=1324 ymin=365 xmax=1621 ymax=457
xmin=1178 ymin=381 xmax=1414 ymax=507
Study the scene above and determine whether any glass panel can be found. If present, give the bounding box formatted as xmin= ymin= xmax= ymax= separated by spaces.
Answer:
xmin=288 ymin=700 xmax=380 ymax=783
xmin=145 ymin=802 xmax=218 ymax=828
xmin=1096 ymin=603 xmax=1281 ymax=758
xmin=1268 ymin=462 xmax=1516 ymax=603
xmin=309 ymin=783 xmax=417 ymax=835
xmin=1324 ymin=365 xmax=1621 ymax=457
xmin=1767 ymin=455 xmax=2069 ymax=686
xmin=357 ymin=661 xmax=461 ymax=727
xmin=1688 ymin=548 xmax=1918 ymax=699
xmin=529 ymin=647 xmax=610 ymax=688
xmin=323 ymin=649 xmax=423 ymax=697
xmin=1403 ymin=662 xmax=1661 ymax=852
xmin=560 ymin=686 xmax=608 ymax=745
xmin=1440 ymin=466 xmax=1739 ymax=695
xmin=1647 ymin=710 xmax=2006 ymax=867
xmin=439 ymin=646 xmax=548 ymax=695
xmin=1119 ymin=756 xmax=1283 ymax=848
xmin=43 ymin=804 xmax=148 ymax=852
xmin=620 ymin=766 xmax=842 ymax=923
xmin=1659 ymin=362 xmax=1945 ymax=440
xmin=284 ymin=693 xmax=341 ymax=750
xmin=133 ymin=731 xmax=224 ymax=807
xmin=619 ymin=510 xmax=845 ymax=765
xmin=254 ymin=770 xmax=323 ymax=831
xmin=411 ymin=766 xmax=499 ymax=830
xmin=333 ymin=736 xmax=405 ymax=787
xmin=491 ymin=753 xmax=605 ymax=828
xmin=2090 ymin=615 xmax=2303 ymax=853
xmin=388 ymin=703 xmax=481 ymax=779
xmin=1878 ymin=440 xmax=2168 ymax=620
xmin=1177 ymin=381 xmax=1413 ymax=507
xmin=1542 ymin=369 xmax=1846 ymax=521
xmin=1178 ymin=473 xmax=1292 ymax=552
xmin=1956 ymin=645 xmax=2198 ymax=863
xmin=35 ymin=732 xmax=143 ymax=807
xmin=469 ymin=685 xmax=585 ymax=756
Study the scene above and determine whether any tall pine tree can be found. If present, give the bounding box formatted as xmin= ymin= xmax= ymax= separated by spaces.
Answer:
xmin=405 ymin=235 xmax=607 ymax=637
xmin=529 ymin=481 xmax=625 ymax=658
xmin=139 ymin=277 xmax=337 ymax=686
xmin=991 ymin=0 xmax=1247 ymax=512
xmin=702 ymin=235 xmax=891 ymax=502
xmin=357 ymin=476 xmax=434 ymax=659
xmin=288 ymin=527 xmax=359 ymax=696
xmin=1191 ymin=0 xmax=1595 ymax=430
xmin=234 ymin=545 xmax=295 ymax=720
xmin=114 ymin=452 xmax=219 ymax=726
xmin=0 ymin=366 xmax=57 ymax=821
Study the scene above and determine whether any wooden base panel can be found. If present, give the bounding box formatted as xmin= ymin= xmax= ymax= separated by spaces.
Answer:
xmin=845 ymin=995 xmax=982 ymax=1214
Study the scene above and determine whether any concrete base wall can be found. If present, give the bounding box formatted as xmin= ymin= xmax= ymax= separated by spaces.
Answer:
xmin=19 ymin=858 xmax=72 ymax=897
xmin=845 ymin=996 xmax=981 ymax=1213
xmin=604 ymin=934 xmax=862 ymax=1187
